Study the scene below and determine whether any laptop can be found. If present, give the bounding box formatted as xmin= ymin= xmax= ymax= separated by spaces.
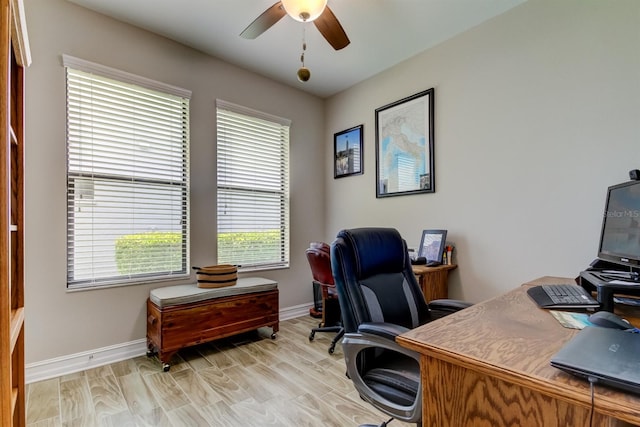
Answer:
xmin=550 ymin=326 xmax=640 ymax=395
xmin=527 ymin=284 xmax=600 ymax=309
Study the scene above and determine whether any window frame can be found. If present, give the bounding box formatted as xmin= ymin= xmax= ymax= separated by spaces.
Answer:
xmin=216 ymin=99 xmax=291 ymax=271
xmin=63 ymin=55 xmax=191 ymax=290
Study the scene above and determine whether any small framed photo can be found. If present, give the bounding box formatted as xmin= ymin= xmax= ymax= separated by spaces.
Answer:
xmin=418 ymin=229 xmax=447 ymax=264
xmin=334 ymin=125 xmax=363 ymax=178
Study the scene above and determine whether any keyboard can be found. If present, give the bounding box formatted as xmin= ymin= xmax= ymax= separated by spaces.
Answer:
xmin=527 ymin=284 xmax=600 ymax=309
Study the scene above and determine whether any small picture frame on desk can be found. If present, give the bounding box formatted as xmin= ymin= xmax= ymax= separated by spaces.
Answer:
xmin=418 ymin=229 xmax=447 ymax=264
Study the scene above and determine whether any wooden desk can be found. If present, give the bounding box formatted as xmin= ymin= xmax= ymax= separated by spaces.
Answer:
xmin=397 ymin=276 xmax=640 ymax=427
xmin=412 ymin=264 xmax=457 ymax=301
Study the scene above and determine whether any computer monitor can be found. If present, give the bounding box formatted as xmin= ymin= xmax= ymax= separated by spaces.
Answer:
xmin=597 ymin=180 xmax=640 ymax=270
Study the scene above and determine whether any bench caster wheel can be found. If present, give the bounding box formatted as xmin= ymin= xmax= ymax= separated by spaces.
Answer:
xmin=162 ymin=363 xmax=170 ymax=372
xmin=309 ymin=331 xmax=315 ymax=341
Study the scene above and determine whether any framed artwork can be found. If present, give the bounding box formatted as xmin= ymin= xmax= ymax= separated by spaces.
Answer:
xmin=334 ymin=125 xmax=363 ymax=178
xmin=418 ymin=229 xmax=447 ymax=264
xmin=375 ymin=88 xmax=434 ymax=197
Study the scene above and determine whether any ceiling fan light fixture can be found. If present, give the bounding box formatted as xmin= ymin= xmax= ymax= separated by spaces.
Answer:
xmin=281 ymin=0 xmax=327 ymax=22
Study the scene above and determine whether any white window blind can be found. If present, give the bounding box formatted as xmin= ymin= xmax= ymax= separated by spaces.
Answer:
xmin=64 ymin=55 xmax=191 ymax=289
xmin=216 ymin=100 xmax=290 ymax=270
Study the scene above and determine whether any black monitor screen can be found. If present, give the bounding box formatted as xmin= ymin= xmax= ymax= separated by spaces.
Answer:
xmin=598 ymin=180 xmax=640 ymax=268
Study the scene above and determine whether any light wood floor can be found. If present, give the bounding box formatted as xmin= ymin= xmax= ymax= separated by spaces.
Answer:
xmin=25 ymin=315 xmax=414 ymax=427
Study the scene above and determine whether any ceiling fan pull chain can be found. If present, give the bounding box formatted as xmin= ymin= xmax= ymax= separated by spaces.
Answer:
xmin=300 ymin=25 xmax=307 ymax=66
xmin=302 ymin=23 xmax=307 ymax=55
xmin=297 ymin=26 xmax=311 ymax=82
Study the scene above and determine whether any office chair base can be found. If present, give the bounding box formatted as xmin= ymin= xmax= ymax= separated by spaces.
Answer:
xmin=309 ymin=325 xmax=344 ymax=354
xmin=328 ymin=327 xmax=345 ymax=354
xmin=359 ymin=417 xmax=394 ymax=427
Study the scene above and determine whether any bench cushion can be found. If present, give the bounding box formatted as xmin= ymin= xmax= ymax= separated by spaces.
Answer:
xmin=150 ymin=277 xmax=277 ymax=308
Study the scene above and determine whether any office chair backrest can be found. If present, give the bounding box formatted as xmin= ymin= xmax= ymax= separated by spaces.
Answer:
xmin=331 ymin=227 xmax=431 ymax=333
xmin=305 ymin=242 xmax=334 ymax=286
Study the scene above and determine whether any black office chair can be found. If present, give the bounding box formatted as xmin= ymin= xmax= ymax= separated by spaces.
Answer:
xmin=331 ymin=227 xmax=471 ymax=427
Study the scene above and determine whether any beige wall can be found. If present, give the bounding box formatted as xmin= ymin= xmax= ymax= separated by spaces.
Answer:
xmin=324 ymin=0 xmax=640 ymax=302
xmin=23 ymin=0 xmax=326 ymax=363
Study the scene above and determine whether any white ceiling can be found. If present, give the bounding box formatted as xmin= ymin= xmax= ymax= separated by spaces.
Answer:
xmin=66 ymin=0 xmax=526 ymax=98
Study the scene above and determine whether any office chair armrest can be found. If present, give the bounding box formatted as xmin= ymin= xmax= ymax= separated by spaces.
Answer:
xmin=429 ymin=299 xmax=473 ymax=319
xmin=358 ymin=322 xmax=410 ymax=342
xmin=341 ymin=330 xmax=423 ymax=423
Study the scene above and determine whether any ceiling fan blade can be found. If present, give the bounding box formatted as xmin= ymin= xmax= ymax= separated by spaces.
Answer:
xmin=240 ymin=2 xmax=287 ymax=39
xmin=314 ymin=6 xmax=350 ymax=50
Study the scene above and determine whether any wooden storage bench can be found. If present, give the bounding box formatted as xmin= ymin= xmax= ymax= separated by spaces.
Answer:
xmin=146 ymin=277 xmax=278 ymax=371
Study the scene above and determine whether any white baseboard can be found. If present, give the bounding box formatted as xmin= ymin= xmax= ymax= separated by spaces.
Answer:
xmin=279 ymin=302 xmax=312 ymax=321
xmin=26 ymin=303 xmax=313 ymax=384
xmin=25 ymin=339 xmax=147 ymax=384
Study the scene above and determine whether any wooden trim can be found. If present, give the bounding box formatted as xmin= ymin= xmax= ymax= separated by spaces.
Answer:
xmin=9 ymin=0 xmax=30 ymax=67
xmin=1 ymin=2 xmax=14 ymax=425
xmin=9 ymin=307 xmax=24 ymax=352
xmin=1 ymin=0 xmax=27 ymax=424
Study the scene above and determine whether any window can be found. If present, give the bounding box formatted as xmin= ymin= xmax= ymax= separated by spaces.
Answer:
xmin=216 ymin=100 xmax=290 ymax=270
xmin=64 ymin=55 xmax=191 ymax=289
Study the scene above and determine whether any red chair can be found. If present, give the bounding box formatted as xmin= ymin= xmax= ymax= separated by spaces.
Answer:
xmin=305 ymin=242 xmax=344 ymax=354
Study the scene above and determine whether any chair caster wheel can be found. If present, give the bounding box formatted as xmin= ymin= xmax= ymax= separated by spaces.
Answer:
xmin=271 ymin=333 xmax=277 ymax=339
xmin=146 ymin=350 xmax=154 ymax=358
xmin=162 ymin=363 xmax=170 ymax=372
xmin=309 ymin=332 xmax=315 ymax=341
xmin=328 ymin=346 xmax=335 ymax=354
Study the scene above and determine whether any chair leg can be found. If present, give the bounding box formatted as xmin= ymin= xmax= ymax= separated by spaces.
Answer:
xmin=310 ymin=296 xmax=342 ymax=353
xmin=359 ymin=417 xmax=394 ymax=427
xmin=328 ymin=327 xmax=344 ymax=354
xmin=309 ymin=324 xmax=342 ymax=353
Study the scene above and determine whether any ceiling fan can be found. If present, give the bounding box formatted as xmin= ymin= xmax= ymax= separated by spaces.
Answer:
xmin=240 ymin=0 xmax=350 ymax=51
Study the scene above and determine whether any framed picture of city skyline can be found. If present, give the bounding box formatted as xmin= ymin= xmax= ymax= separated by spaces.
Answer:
xmin=375 ymin=88 xmax=435 ymax=197
xmin=334 ymin=124 xmax=363 ymax=179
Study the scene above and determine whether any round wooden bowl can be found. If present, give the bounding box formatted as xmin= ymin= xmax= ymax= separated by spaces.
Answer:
xmin=195 ymin=264 xmax=238 ymax=288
